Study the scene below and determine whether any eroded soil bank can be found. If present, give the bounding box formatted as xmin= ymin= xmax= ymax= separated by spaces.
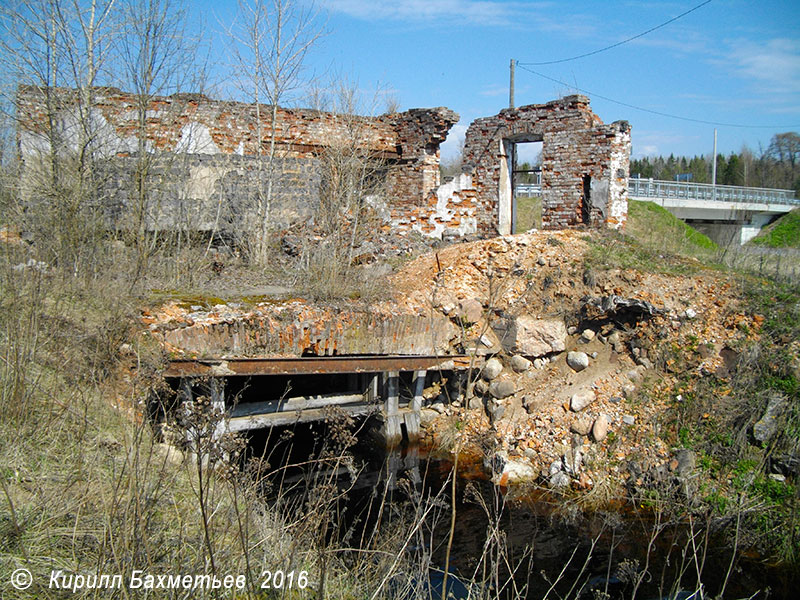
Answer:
xmin=145 ymin=229 xmax=799 ymax=596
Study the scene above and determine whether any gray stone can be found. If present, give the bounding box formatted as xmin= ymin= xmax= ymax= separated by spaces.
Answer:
xmin=685 ymin=308 xmax=697 ymax=320
xmin=510 ymin=354 xmax=532 ymax=372
xmin=474 ymin=379 xmax=489 ymax=395
xmin=580 ymin=329 xmax=596 ymax=343
xmin=675 ymin=449 xmax=696 ymax=477
xmin=622 ymin=414 xmax=635 ymax=425
xmin=430 ymin=403 xmax=446 ymax=414
xmin=489 ymin=401 xmax=506 ymax=422
xmin=592 ymin=414 xmax=609 ymax=442
xmin=482 ymin=357 xmax=504 ymax=381
xmin=567 ymin=351 xmax=590 ymax=372
xmin=489 ymin=379 xmax=516 ymax=399
xmin=570 ymin=389 xmax=596 ymax=412
xmin=524 ymin=447 xmax=537 ymax=460
xmin=570 ymin=418 xmax=592 ymax=436
xmin=753 ymin=395 xmax=788 ymax=444
xmin=492 ymin=316 xmax=567 ymax=357
xmin=533 ymin=358 xmax=545 ymax=369
xmin=419 ymin=408 xmax=438 ymax=426
xmin=468 ymin=395 xmax=484 ymax=410
xmin=622 ymin=384 xmax=636 ymax=399
xmin=550 ymin=471 xmax=571 ymax=489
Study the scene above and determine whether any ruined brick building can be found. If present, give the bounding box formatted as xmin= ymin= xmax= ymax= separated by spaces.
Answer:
xmin=17 ymin=87 xmax=630 ymax=239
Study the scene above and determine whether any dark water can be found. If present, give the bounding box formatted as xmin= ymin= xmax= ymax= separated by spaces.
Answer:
xmin=244 ymin=418 xmax=797 ymax=600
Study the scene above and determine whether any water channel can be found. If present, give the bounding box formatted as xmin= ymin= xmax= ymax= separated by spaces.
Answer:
xmin=242 ymin=418 xmax=797 ymax=600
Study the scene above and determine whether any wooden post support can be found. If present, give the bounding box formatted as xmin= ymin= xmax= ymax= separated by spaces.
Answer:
xmin=411 ymin=369 xmax=426 ymax=413
xmin=210 ymin=379 xmax=227 ymax=440
xmin=382 ymin=371 xmax=403 ymax=447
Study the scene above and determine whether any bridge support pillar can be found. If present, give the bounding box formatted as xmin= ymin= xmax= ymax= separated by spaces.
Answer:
xmin=382 ymin=371 xmax=403 ymax=447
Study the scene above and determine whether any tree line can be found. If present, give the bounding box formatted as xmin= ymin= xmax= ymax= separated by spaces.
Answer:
xmin=630 ymin=132 xmax=800 ymax=194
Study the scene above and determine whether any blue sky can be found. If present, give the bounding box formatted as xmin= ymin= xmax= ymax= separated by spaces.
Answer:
xmin=205 ymin=0 xmax=800 ymax=161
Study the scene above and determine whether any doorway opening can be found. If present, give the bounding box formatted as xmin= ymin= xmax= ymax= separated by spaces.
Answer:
xmin=581 ymin=175 xmax=592 ymax=224
xmin=499 ymin=136 xmax=543 ymax=235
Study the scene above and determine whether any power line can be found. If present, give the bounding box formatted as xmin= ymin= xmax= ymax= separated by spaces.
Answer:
xmin=516 ymin=64 xmax=800 ymax=129
xmin=518 ymin=0 xmax=713 ymax=66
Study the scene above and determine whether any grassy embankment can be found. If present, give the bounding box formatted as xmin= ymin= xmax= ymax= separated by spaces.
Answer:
xmin=585 ymin=199 xmax=800 ymax=564
xmin=2 ymin=195 xmax=798 ymax=598
xmin=751 ymin=208 xmax=800 ymax=249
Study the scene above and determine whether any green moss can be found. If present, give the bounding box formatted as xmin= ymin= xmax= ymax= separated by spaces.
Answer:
xmin=751 ymin=208 xmax=800 ymax=248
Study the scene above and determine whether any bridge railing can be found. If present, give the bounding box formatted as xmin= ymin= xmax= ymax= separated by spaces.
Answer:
xmin=515 ymin=183 xmax=541 ymax=196
xmin=628 ymin=178 xmax=799 ymax=205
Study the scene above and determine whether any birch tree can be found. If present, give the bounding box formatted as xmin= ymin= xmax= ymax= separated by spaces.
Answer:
xmin=226 ymin=0 xmax=323 ymax=264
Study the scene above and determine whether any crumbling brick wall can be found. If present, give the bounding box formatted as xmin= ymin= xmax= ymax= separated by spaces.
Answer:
xmin=16 ymin=85 xmax=458 ymax=233
xmin=460 ymin=95 xmax=631 ymax=234
xmin=17 ymin=87 xmax=628 ymax=240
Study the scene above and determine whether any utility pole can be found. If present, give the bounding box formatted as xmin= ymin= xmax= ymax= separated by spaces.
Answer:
xmin=509 ymin=59 xmax=515 ymax=109
xmin=712 ymin=128 xmax=717 ymax=201
xmin=712 ymin=128 xmax=717 ymax=185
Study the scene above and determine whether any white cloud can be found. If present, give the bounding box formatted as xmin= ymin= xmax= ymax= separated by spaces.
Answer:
xmin=322 ymin=0 xmax=595 ymax=32
xmin=440 ymin=122 xmax=466 ymax=160
xmin=325 ymin=0 xmax=524 ymax=26
xmin=727 ymin=37 xmax=800 ymax=94
xmin=632 ymin=144 xmax=659 ymax=158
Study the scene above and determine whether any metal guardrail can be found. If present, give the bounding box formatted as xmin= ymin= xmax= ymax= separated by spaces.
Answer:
xmin=627 ymin=178 xmax=799 ymax=205
xmin=515 ymin=183 xmax=541 ymax=196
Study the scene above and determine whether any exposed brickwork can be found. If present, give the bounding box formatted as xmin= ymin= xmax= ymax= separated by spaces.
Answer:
xmin=17 ymin=87 xmax=628 ymax=239
xmin=461 ymin=95 xmax=631 ymax=233
xmin=16 ymin=85 xmax=458 ymax=232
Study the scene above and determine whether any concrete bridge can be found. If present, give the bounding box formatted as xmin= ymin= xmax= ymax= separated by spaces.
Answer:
xmin=515 ymin=179 xmax=798 ymax=244
xmin=627 ymin=179 xmax=798 ymax=244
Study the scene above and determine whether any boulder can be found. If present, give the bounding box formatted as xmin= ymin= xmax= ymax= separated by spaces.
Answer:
xmin=570 ymin=418 xmax=592 ymax=436
xmin=491 ymin=316 xmax=567 ymax=357
xmin=549 ymin=471 xmax=570 ymax=489
xmin=675 ymin=449 xmax=696 ymax=477
xmin=592 ymin=414 xmax=609 ymax=442
xmin=489 ymin=379 xmax=516 ymax=399
xmin=753 ymin=394 xmax=788 ymax=444
xmin=567 ymin=351 xmax=590 ymax=372
xmin=482 ymin=357 xmax=504 ymax=380
xmin=456 ymin=298 xmax=484 ymax=324
xmin=570 ymin=389 xmax=596 ymax=412
xmin=510 ymin=355 xmax=532 ymax=372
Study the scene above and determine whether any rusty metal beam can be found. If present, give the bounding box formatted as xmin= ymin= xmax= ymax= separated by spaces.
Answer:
xmin=164 ymin=355 xmax=471 ymax=378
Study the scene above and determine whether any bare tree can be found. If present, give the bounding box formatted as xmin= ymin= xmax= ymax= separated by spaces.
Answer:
xmin=225 ymin=0 xmax=323 ymax=265
xmin=115 ymin=0 xmax=207 ymax=281
xmin=0 ymin=0 xmax=118 ymax=275
xmin=298 ymin=79 xmax=391 ymax=299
